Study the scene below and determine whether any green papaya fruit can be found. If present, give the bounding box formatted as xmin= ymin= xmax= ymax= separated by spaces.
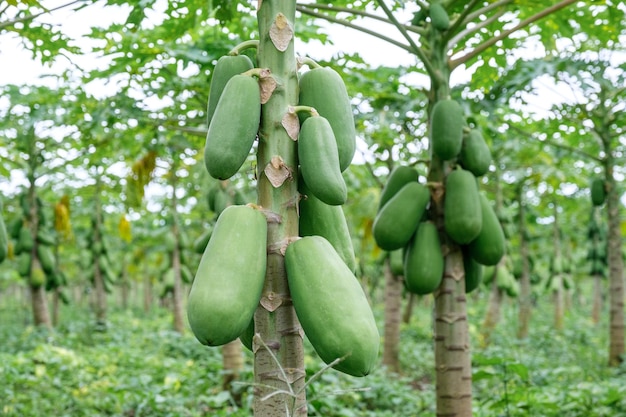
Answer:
xmin=206 ymin=54 xmax=254 ymax=126
xmin=16 ymin=226 xmax=34 ymax=254
xmin=193 ymin=227 xmax=213 ymax=254
xmin=378 ymin=165 xmax=419 ymax=211
xmin=187 ymin=205 xmax=267 ymax=347
xmin=463 ymin=251 xmax=483 ymax=293
xmin=505 ymin=279 xmax=519 ymax=297
xmin=239 ymin=319 xmax=254 ymax=352
xmin=17 ymin=252 xmax=31 ymax=277
xmin=45 ymin=270 xmax=59 ymax=291
xmin=389 ymin=249 xmax=404 ymax=276
xmin=404 ymin=221 xmax=444 ymax=295
xmin=204 ymin=74 xmax=261 ymax=180
xmin=482 ymin=264 xmax=496 ymax=285
xmin=373 ymin=182 xmax=430 ymax=251
xmin=37 ymin=228 xmax=55 ymax=247
xmin=298 ymin=67 xmax=356 ymax=172
xmin=298 ymin=115 xmax=347 ymax=206
xmin=444 ymin=169 xmax=482 ymax=244
xmin=233 ymin=189 xmax=247 ymax=205
xmin=213 ymin=188 xmax=231 ymax=217
xmin=467 ymin=193 xmax=505 ymax=266
xmin=180 ymin=264 xmax=193 ymax=284
xmin=59 ymin=290 xmax=70 ymax=305
xmin=207 ymin=185 xmax=219 ymax=211
xmin=9 ymin=218 xmax=23 ymax=239
xmin=591 ymin=178 xmax=606 ymax=206
xmin=563 ymin=273 xmax=573 ymax=290
xmin=31 ymin=266 xmax=46 ymax=288
xmin=0 ymin=210 xmax=7 ymax=264
xmin=429 ymin=2 xmax=450 ymax=31
xmin=459 ymin=129 xmax=491 ymax=177
xmin=495 ymin=265 xmax=513 ymax=291
xmin=285 ymin=236 xmax=379 ymax=377
xmin=299 ymin=179 xmax=356 ymax=272
xmin=431 ymin=99 xmax=464 ymax=160
xmin=37 ymin=244 xmax=55 ymax=274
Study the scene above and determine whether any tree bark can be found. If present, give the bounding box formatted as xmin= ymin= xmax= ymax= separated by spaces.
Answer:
xmin=93 ymin=181 xmax=107 ymax=328
xmin=516 ymin=186 xmax=532 ymax=339
xmin=592 ymin=273 xmax=602 ymax=325
xmin=428 ymin=21 xmax=473 ymax=416
xmin=170 ymin=168 xmax=185 ymax=334
xmin=606 ymin=157 xmax=624 ymax=366
xmin=52 ymin=287 xmax=60 ymax=327
xmin=403 ymin=293 xmax=415 ymax=324
xmin=143 ymin=272 xmax=152 ymax=314
xmin=552 ymin=203 xmax=564 ymax=331
xmin=27 ymin=171 xmax=51 ymax=328
xmin=481 ymin=264 xmax=503 ymax=346
xmin=434 ymin=249 xmax=472 ymax=416
xmin=30 ymin=257 xmax=51 ymax=328
xmin=253 ymin=1 xmax=307 ymax=415
xmin=222 ymin=340 xmax=244 ymax=402
xmin=382 ymin=258 xmax=403 ymax=374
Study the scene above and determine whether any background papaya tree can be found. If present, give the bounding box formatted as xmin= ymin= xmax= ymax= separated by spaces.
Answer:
xmin=486 ymin=51 xmax=626 ymax=364
xmin=0 ymin=83 xmax=89 ymax=328
xmin=536 ymin=57 xmax=626 ymax=366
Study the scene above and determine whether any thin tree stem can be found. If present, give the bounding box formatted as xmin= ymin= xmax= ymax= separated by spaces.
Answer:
xmin=0 ymin=0 xmax=90 ymax=30
xmin=296 ymin=5 xmax=413 ymax=54
xmin=449 ymin=0 xmax=578 ymax=70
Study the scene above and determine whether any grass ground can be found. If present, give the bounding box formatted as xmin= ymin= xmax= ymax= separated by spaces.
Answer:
xmin=1 ymin=283 xmax=626 ymax=416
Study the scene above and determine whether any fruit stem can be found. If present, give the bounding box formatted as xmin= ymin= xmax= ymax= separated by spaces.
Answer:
xmin=299 ymin=56 xmax=322 ymax=69
xmin=229 ymin=39 xmax=260 ymax=55
xmin=290 ymin=105 xmax=319 ymax=117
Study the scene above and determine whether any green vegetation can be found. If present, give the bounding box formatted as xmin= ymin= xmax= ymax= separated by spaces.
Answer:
xmin=1 ymin=285 xmax=625 ymax=416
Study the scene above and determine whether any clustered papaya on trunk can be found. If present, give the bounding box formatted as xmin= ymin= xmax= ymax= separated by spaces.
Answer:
xmin=187 ymin=1 xmax=378 ymax=414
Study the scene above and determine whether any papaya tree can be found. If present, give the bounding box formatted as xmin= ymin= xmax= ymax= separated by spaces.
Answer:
xmin=538 ymin=57 xmax=626 ymax=365
xmin=0 ymin=84 xmax=86 ymax=328
xmin=488 ymin=51 xmax=626 ymax=363
xmin=297 ymin=1 xmax=599 ymax=414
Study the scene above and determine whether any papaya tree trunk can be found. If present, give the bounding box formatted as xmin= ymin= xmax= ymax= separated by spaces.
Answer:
xmin=480 ymin=172 xmax=506 ymax=346
xmin=27 ymin=168 xmax=51 ymax=328
xmin=52 ymin=287 xmax=60 ymax=327
xmin=120 ymin=267 xmax=130 ymax=310
xmin=434 ymin=249 xmax=472 ymax=416
xmin=222 ymin=340 xmax=244 ymax=401
xmin=403 ymin=293 xmax=415 ymax=324
xmin=93 ymin=178 xmax=107 ymax=327
xmin=605 ymin=152 xmax=624 ymax=366
xmin=481 ymin=264 xmax=504 ymax=346
xmin=170 ymin=168 xmax=185 ymax=334
xmin=592 ymin=273 xmax=603 ymax=325
xmin=253 ymin=1 xmax=306 ymax=415
xmin=143 ymin=271 xmax=152 ymax=314
xmin=382 ymin=258 xmax=403 ymax=374
xmin=552 ymin=202 xmax=564 ymax=331
xmin=428 ymin=27 xmax=472 ymax=417
xmin=517 ymin=185 xmax=532 ymax=339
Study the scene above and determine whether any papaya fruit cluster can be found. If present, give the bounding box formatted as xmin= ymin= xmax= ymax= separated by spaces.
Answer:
xmin=84 ymin=215 xmax=117 ymax=294
xmin=587 ymin=209 xmax=608 ymax=277
xmin=10 ymin=194 xmax=69 ymax=300
xmin=374 ymin=97 xmax=504 ymax=294
xmin=483 ymin=262 xmax=519 ymax=297
xmin=191 ymin=48 xmax=378 ymax=377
